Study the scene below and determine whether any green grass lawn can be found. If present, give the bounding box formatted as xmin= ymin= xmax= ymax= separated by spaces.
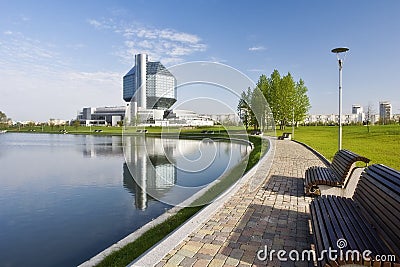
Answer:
xmin=276 ymin=125 xmax=400 ymax=170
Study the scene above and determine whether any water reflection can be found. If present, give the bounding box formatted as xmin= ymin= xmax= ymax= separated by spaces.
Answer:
xmin=124 ymin=136 xmax=178 ymax=210
xmin=76 ymin=135 xmax=250 ymax=209
xmin=81 ymin=135 xmax=123 ymax=157
xmin=0 ymin=133 xmax=249 ymax=267
xmin=122 ymin=136 xmax=248 ymax=208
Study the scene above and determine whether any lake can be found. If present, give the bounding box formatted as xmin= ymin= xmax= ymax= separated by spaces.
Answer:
xmin=0 ymin=133 xmax=249 ymax=266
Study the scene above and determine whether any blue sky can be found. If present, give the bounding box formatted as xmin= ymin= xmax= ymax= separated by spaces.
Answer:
xmin=0 ymin=0 xmax=399 ymax=121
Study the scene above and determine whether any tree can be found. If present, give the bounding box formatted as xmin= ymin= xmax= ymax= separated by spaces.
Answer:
xmin=0 ymin=111 xmax=8 ymax=129
xmin=73 ymin=120 xmax=80 ymax=130
xmin=257 ymin=70 xmax=310 ymax=130
xmin=278 ymin=73 xmax=296 ymax=129
xmin=0 ymin=111 xmax=7 ymax=123
xmin=364 ymin=103 xmax=375 ymax=133
xmin=237 ymin=87 xmax=253 ymax=130
xmin=49 ymin=121 xmax=55 ymax=131
xmin=28 ymin=121 xmax=35 ymax=128
xmin=238 ymin=70 xmax=310 ymax=131
xmin=293 ymin=79 xmax=311 ymax=127
xmin=250 ymin=87 xmax=265 ymax=130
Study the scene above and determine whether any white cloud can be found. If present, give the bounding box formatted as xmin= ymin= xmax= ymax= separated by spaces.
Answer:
xmin=0 ymin=31 xmax=123 ymax=121
xmin=68 ymin=71 xmax=120 ymax=84
xmin=4 ymin=31 xmax=13 ymax=35
xmin=88 ymin=18 xmax=207 ymax=65
xmin=247 ymin=68 xmax=266 ymax=72
xmin=208 ymin=56 xmax=227 ymax=63
xmin=248 ymin=46 xmax=266 ymax=51
xmin=20 ymin=14 xmax=30 ymax=22
xmin=87 ymin=19 xmax=102 ymax=28
xmin=0 ymin=31 xmax=59 ymax=69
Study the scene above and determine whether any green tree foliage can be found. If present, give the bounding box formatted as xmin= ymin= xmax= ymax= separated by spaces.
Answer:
xmin=293 ymin=79 xmax=311 ymax=126
xmin=0 ymin=111 xmax=9 ymax=129
xmin=238 ymin=70 xmax=311 ymax=130
xmin=237 ymin=87 xmax=253 ymax=130
xmin=73 ymin=120 xmax=80 ymax=130
xmin=250 ymin=88 xmax=265 ymax=130
xmin=0 ymin=111 xmax=7 ymax=123
xmin=259 ymin=70 xmax=310 ymax=129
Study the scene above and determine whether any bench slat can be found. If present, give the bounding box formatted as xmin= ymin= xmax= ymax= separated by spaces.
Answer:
xmin=354 ymin=165 xmax=400 ymax=258
xmin=304 ymin=149 xmax=370 ymax=196
xmin=328 ymin=196 xmax=358 ymax=250
xmin=310 ymin=164 xmax=400 ymax=267
xmin=311 ymin=196 xmax=394 ymax=266
xmin=333 ymin=196 xmax=389 ymax=255
xmin=310 ymin=201 xmax=328 ymax=264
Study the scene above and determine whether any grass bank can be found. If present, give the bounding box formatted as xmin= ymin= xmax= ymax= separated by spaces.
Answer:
xmin=5 ymin=125 xmax=123 ymax=135
xmin=277 ymin=125 xmax=400 ymax=170
xmin=94 ymin=135 xmax=267 ymax=267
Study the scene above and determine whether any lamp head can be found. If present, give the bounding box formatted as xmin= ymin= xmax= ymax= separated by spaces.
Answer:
xmin=331 ymin=47 xmax=349 ymax=67
xmin=331 ymin=47 xmax=349 ymax=53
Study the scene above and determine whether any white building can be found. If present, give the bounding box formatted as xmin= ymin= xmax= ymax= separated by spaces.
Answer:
xmin=352 ymin=104 xmax=365 ymax=123
xmin=77 ymin=106 xmax=125 ymax=126
xmin=48 ymin=119 xmax=67 ymax=126
xmin=76 ymin=106 xmax=214 ymax=127
xmin=205 ymin=113 xmax=239 ymax=125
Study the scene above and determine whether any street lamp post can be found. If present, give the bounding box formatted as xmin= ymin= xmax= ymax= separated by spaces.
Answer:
xmin=331 ymin=47 xmax=349 ymax=151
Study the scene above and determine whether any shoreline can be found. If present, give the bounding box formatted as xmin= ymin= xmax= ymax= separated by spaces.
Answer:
xmin=79 ymin=136 xmax=270 ymax=267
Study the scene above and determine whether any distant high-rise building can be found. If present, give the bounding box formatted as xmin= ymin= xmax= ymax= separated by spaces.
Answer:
xmin=379 ymin=101 xmax=392 ymax=123
xmin=352 ymin=104 xmax=365 ymax=123
xmin=352 ymin=104 xmax=363 ymax=114
xmin=123 ymin=53 xmax=177 ymax=109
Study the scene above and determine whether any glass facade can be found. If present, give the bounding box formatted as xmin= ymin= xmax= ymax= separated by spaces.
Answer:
xmin=122 ymin=56 xmax=177 ymax=109
xmin=123 ymin=66 xmax=136 ymax=102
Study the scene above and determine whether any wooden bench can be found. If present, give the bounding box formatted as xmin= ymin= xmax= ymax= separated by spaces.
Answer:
xmin=310 ymin=164 xmax=400 ymax=266
xmin=278 ymin=132 xmax=292 ymax=140
xmin=305 ymin=149 xmax=370 ymax=196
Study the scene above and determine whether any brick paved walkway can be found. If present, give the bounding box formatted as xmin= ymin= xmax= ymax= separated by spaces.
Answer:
xmin=154 ymin=140 xmax=324 ymax=267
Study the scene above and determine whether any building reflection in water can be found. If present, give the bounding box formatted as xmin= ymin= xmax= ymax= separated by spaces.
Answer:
xmin=81 ymin=135 xmax=250 ymax=211
xmin=124 ymin=136 xmax=178 ymax=210
xmin=81 ymin=135 xmax=123 ymax=158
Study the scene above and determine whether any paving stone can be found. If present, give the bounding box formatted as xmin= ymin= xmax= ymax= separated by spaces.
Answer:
xmin=179 ymin=257 xmax=197 ymax=267
xmin=166 ymin=254 xmax=185 ymax=265
xmin=194 ymin=252 xmax=213 ymax=261
xmin=208 ymin=258 xmax=226 ymax=267
xmin=192 ymin=259 xmax=210 ymax=267
xmin=154 ymin=261 xmax=166 ymax=267
xmin=225 ymin=256 xmax=240 ymax=266
xmin=177 ymin=248 xmax=196 ymax=258
xmin=155 ymin=140 xmax=325 ymax=266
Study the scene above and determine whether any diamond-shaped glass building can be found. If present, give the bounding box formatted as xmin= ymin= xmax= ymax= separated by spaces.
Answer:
xmin=123 ymin=54 xmax=177 ymax=109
